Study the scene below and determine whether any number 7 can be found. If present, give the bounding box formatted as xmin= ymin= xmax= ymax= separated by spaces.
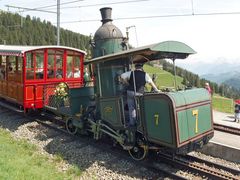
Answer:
xmin=154 ymin=114 xmax=159 ymax=125
xmin=192 ymin=109 xmax=199 ymax=133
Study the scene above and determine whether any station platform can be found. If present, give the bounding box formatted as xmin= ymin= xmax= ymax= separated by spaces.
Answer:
xmin=198 ymin=110 xmax=240 ymax=163
xmin=213 ymin=110 xmax=240 ymax=129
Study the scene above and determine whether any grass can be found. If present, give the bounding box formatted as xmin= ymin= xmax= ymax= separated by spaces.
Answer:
xmin=0 ymin=128 xmax=82 ymax=180
xmin=144 ymin=64 xmax=184 ymax=90
xmin=212 ymin=94 xmax=234 ymax=113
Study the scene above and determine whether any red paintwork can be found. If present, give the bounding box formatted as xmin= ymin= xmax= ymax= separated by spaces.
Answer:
xmin=0 ymin=47 xmax=85 ymax=111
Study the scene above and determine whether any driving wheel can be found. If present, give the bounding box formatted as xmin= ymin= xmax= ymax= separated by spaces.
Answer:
xmin=128 ymin=134 xmax=148 ymax=160
xmin=66 ymin=117 xmax=78 ymax=135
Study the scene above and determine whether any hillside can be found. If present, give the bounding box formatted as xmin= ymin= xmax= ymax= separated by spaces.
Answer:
xmin=178 ymin=61 xmax=240 ymax=90
xmin=180 ymin=61 xmax=240 ymax=90
xmin=0 ymin=11 xmax=90 ymax=51
xmin=201 ymin=72 xmax=232 ymax=84
xmin=144 ymin=64 xmax=183 ymax=90
xmin=224 ymin=77 xmax=240 ymax=90
xmin=201 ymin=71 xmax=240 ymax=89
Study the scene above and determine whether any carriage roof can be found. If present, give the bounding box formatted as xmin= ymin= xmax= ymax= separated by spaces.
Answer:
xmin=0 ymin=45 xmax=86 ymax=56
xmin=85 ymin=41 xmax=196 ymax=65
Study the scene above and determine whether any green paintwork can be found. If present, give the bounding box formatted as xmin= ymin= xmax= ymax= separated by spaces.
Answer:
xmin=95 ymin=60 xmax=128 ymax=97
xmin=93 ymin=37 xmax=128 ymax=97
xmin=99 ymin=96 xmax=125 ymax=128
xmin=168 ymin=88 xmax=212 ymax=144
xmin=150 ymin=41 xmax=196 ymax=54
xmin=140 ymin=88 xmax=212 ymax=148
xmin=93 ymin=39 xmax=123 ymax=58
xmin=177 ymin=104 xmax=212 ymax=143
xmin=167 ymin=88 xmax=210 ymax=107
xmin=142 ymin=96 xmax=174 ymax=145
xmin=69 ymin=87 xmax=94 ymax=115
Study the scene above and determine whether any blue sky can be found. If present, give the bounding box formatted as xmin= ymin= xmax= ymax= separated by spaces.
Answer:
xmin=1 ymin=0 xmax=240 ymax=70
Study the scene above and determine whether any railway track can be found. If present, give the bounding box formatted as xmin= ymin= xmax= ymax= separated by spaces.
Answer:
xmin=0 ymin=105 xmax=239 ymax=179
xmin=158 ymin=153 xmax=240 ymax=180
xmin=183 ymin=154 xmax=240 ymax=177
xmin=214 ymin=123 xmax=240 ymax=136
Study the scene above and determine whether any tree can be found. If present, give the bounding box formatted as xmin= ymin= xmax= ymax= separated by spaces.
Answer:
xmin=0 ymin=11 xmax=90 ymax=50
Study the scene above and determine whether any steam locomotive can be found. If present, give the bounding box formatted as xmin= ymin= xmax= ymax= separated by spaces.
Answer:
xmin=62 ymin=7 xmax=213 ymax=160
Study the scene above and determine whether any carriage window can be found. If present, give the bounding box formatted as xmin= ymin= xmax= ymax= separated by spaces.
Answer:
xmin=17 ymin=56 xmax=23 ymax=72
xmin=66 ymin=55 xmax=81 ymax=79
xmin=8 ymin=56 xmax=16 ymax=73
xmin=67 ymin=56 xmax=73 ymax=78
xmin=16 ymin=56 xmax=23 ymax=82
xmin=35 ymin=53 xmax=44 ymax=79
xmin=47 ymin=50 xmax=63 ymax=79
xmin=26 ymin=51 xmax=44 ymax=80
xmin=26 ymin=52 xmax=34 ymax=80
xmin=47 ymin=54 xmax=54 ymax=79
xmin=26 ymin=53 xmax=33 ymax=68
xmin=0 ymin=56 xmax=6 ymax=80
xmin=56 ymin=55 xmax=63 ymax=78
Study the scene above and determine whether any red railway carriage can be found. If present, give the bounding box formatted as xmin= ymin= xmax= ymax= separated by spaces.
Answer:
xmin=0 ymin=45 xmax=86 ymax=111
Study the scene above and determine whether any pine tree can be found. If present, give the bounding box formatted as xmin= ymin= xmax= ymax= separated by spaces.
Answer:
xmin=0 ymin=11 xmax=90 ymax=50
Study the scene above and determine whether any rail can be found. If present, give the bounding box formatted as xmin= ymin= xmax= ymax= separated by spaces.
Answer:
xmin=158 ymin=153 xmax=240 ymax=180
xmin=214 ymin=123 xmax=240 ymax=136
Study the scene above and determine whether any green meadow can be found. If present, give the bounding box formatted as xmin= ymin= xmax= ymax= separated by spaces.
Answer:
xmin=0 ymin=128 xmax=81 ymax=180
xmin=212 ymin=94 xmax=234 ymax=113
xmin=144 ymin=64 xmax=184 ymax=89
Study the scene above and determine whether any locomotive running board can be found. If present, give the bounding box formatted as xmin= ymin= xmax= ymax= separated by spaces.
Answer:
xmin=0 ymin=101 xmax=24 ymax=113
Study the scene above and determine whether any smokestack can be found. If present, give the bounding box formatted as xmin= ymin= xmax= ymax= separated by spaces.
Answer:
xmin=100 ymin=7 xmax=112 ymax=24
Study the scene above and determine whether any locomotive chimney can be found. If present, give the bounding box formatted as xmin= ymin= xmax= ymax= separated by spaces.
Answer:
xmin=100 ymin=7 xmax=112 ymax=24
xmin=93 ymin=7 xmax=124 ymax=57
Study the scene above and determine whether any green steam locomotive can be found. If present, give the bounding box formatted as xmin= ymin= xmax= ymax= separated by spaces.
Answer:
xmin=47 ymin=7 xmax=214 ymax=160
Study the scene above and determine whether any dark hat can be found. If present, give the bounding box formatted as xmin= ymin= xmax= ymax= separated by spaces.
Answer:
xmin=135 ymin=63 xmax=143 ymax=69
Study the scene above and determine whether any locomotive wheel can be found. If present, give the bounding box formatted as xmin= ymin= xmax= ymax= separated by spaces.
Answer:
xmin=128 ymin=135 xmax=148 ymax=161
xmin=66 ymin=118 xmax=78 ymax=135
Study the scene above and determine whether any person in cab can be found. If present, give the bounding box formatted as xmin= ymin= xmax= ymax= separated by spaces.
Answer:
xmin=120 ymin=63 xmax=160 ymax=127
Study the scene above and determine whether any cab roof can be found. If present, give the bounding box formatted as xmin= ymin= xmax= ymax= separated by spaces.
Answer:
xmin=85 ymin=41 xmax=196 ymax=65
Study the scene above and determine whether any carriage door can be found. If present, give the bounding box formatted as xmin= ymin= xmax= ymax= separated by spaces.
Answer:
xmin=25 ymin=51 xmax=44 ymax=109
